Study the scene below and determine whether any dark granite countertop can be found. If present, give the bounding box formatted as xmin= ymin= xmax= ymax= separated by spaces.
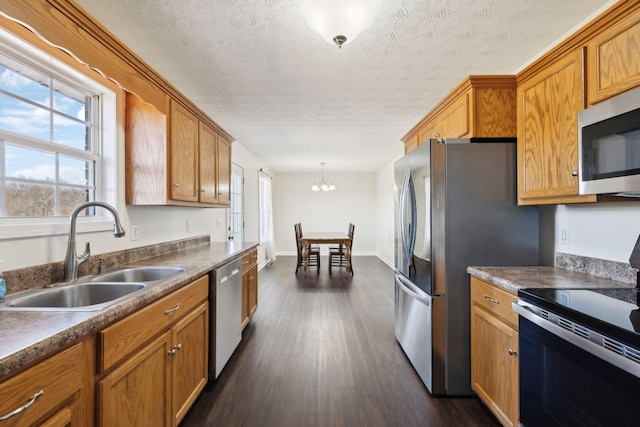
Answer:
xmin=0 ymin=241 xmax=257 ymax=379
xmin=467 ymin=265 xmax=637 ymax=296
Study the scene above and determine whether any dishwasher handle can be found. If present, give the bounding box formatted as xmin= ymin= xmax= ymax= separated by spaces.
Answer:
xmin=219 ymin=267 xmax=241 ymax=284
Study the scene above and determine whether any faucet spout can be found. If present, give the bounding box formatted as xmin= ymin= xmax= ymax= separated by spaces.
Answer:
xmin=63 ymin=201 xmax=125 ymax=282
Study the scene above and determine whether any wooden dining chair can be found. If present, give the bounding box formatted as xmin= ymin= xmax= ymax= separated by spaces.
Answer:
xmin=295 ymin=223 xmax=320 ymax=274
xmin=329 ymin=223 xmax=354 ymax=275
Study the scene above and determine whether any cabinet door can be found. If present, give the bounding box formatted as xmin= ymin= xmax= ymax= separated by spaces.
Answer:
xmin=172 ymin=302 xmax=209 ymax=426
xmin=419 ymin=122 xmax=439 ymax=145
xmin=198 ymin=122 xmax=219 ymax=204
xmin=125 ymin=91 xmax=168 ymax=205
xmin=439 ymin=92 xmax=469 ymax=138
xmin=517 ymin=48 xmax=594 ymax=205
xmin=248 ymin=263 xmax=258 ymax=318
xmin=217 ymin=136 xmax=231 ymax=205
xmin=98 ymin=332 xmax=172 ymax=427
xmin=170 ymin=100 xmax=199 ymax=202
xmin=0 ymin=344 xmax=82 ymax=427
xmin=471 ymin=305 xmax=519 ymax=427
xmin=587 ymin=12 xmax=640 ymax=105
xmin=404 ymin=134 xmax=418 ymax=154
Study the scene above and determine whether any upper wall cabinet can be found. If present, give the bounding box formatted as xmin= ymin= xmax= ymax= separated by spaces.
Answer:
xmin=516 ymin=48 xmax=596 ymax=206
xmin=586 ymin=10 xmax=640 ymax=106
xmin=170 ymin=100 xmax=200 ymax=202
xmin=515 ymin=1 xmax=640 ymax=205
xmin=401 ymin=76 xmax=517 ymax=154
xmin=125 ymin=94 xmax=232 ymax=207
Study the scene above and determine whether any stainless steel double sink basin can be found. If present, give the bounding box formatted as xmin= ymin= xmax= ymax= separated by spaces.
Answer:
xmin=0 ymin=266 xmax=186 ymax=312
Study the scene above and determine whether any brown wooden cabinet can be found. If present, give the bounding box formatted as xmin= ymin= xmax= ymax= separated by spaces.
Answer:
xmin=125 ymin=93 xmax=232 ymax=207
xmin=216 ymin=135 xmax=232 ymax=205
xmin=97 ymin=276 xmax=209 ymax=427
xmin=470 ymin=277 xmax=519 ymax=427
xmin=98 ymin=332 xmax=172 ymax=426
xmin=516 ymin=48 xmax=596 ymax=205
xmin=402 ymin=76 xmax=516 ymax=153
xmin=170 ymin=100 xmax=199 ymax=202
xmin=586 ymin=10 xmax=640 ymax=106
xmin=241 ymin=248 xmax=258 ymax=330
xmin=0 ymin=343 xmax=84 ymax=426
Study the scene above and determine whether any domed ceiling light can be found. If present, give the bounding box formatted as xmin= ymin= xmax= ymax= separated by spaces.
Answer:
xmin=303 ymin=0 xmax=379 ymax=49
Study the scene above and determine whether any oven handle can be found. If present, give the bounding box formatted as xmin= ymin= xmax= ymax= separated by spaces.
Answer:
xmin=512 ymin=301 xmax=640 ymax=379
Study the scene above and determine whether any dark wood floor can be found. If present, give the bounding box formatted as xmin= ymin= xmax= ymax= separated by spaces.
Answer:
xmin=181 ymin=256 xmax=500 ymax=427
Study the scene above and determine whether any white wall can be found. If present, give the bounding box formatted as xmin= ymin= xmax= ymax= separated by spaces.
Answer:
xmin=553 ymin=202 xmax=640 ymax=263
xmin=273 ymin=172 xmax=377 ymax=255
xmin=376 ymin=161 xmax=396 ymax=267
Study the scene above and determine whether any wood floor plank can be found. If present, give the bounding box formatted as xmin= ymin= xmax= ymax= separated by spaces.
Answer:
xmin=180 ymin=256 xmax=500 ymax=427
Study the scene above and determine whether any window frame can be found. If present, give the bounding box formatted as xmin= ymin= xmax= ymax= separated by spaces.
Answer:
xmin=0 ymin=27 xmax=118 ymax=240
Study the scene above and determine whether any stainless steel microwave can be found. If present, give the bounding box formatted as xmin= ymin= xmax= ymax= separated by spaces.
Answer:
xmin=579 ymin=85 xmax=640 ymax=196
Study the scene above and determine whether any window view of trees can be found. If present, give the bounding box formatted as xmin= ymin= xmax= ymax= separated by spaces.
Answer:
xmin=0 ymin=50 xmax=98 ymax=218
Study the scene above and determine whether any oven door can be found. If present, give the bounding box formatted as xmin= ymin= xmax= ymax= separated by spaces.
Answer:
xmin=515 ymin=304 xmax=640 ymax=427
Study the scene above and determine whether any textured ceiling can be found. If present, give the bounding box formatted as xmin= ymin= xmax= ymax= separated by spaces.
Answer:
xmin=74 ymin=0 xmax=613 ymax=173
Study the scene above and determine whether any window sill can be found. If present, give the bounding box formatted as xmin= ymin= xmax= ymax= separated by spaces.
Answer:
xmin=0 ymin=217 xmax=115 ymax=240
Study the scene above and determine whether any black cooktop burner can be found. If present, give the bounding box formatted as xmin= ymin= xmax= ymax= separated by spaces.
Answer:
xmin=518 ymin=287 xmax=640 ymax=349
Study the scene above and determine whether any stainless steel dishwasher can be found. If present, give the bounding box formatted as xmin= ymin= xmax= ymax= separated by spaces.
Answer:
xmin=209 ymin=258 xmax=242 ymax=379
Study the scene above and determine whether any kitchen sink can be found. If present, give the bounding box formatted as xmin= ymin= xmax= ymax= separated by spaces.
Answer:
xmin=92 ymin=266 xmax=185 ymax=283
xmin=0 ymin=282 xmax=146 ymax=312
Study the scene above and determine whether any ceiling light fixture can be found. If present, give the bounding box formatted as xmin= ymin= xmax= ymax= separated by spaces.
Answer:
xmin=303 ymin=0 xmax=379 ymax=49
xmin=312 ymin=162 xmax=336 ymax=192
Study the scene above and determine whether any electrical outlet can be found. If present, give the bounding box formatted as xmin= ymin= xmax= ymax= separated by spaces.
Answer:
xmin=186 ymin=220 xmax=192 ymax=233
xmin=559 ymin=227 xmax=570 ymax=245
xmin=131 ymin=224 xmax=139 ymax=241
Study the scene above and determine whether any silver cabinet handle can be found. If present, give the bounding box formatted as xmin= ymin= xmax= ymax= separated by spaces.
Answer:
xmin=172 ymin=183 xmax=180 ymax=188
xmin=571 ymin=170 xmax=578 ymax=176
xmin=483 ymin=295 xmax=500 ymax=304
xmin=508 ymin=348 xmax=517 ymax=356
xmin=164 ymin=303 xmax=181 ymax=315
xmin=0 ymin=390 xmax=44 ymax=421
xmin=168 ymin=343 xmax=182 ymax=356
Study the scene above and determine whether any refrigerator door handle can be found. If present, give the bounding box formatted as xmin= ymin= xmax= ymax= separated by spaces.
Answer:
xmin=399 ymin=170 xmax=417 ymax=268
xmin=396 ymin=274 xmax=430 ymax=306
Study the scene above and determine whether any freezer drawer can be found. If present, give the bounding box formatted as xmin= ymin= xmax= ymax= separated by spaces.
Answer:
xmin=394 ymin=273 xmax=445 ymax=394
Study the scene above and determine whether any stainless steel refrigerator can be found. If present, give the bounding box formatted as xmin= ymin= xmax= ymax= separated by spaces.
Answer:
xmin=394 ymin=138 xmax=539 ymax=395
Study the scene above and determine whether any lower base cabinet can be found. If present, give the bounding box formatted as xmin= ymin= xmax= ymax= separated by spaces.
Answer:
xmin=0 ymin=343 xmax=84 ymax=427
xmin=241 ymin=248 xmax=258 ymax=330
xmin=97 ymin=275 xmax=209 ymax=427
xmin=470 ymin=277 xmax=519 ymax=427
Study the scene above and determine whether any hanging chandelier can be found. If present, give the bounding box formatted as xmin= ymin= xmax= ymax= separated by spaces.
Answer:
xmin=312 ymin=162 xmax=336 ymax=191
xmin=302 ymin=0 xmax=379 ymax=49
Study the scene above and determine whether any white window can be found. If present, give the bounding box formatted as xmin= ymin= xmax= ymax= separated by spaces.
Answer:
xmin=0 ymin=28 xmax=116 ymax=239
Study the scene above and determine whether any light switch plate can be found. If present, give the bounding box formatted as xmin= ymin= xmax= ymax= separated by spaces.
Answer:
xmin=131 ymin=224 xmax=139 ymax=241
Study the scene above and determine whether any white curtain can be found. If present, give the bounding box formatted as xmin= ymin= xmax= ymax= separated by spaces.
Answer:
xmin=261 ymin=173 xmax=276 ymax=263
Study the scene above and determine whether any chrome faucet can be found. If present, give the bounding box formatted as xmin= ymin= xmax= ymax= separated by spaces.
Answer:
xmin=63 ymin=201 xmax=125 ymax=282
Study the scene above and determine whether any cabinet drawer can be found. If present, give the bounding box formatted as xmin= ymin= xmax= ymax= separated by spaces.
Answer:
xmin=241 ymin=249 xmax=257 ymax=272
xmin=0 ymin=343 xmax=82 ymax=427
xmin=471 ymin=277 xmax=518 ymax=328
xmin=99 ymin=275 xmax=209 ymax=372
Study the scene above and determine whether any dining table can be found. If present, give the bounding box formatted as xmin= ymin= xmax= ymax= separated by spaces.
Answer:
xmin=300 ymin=232 xmax=352 ymax=276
